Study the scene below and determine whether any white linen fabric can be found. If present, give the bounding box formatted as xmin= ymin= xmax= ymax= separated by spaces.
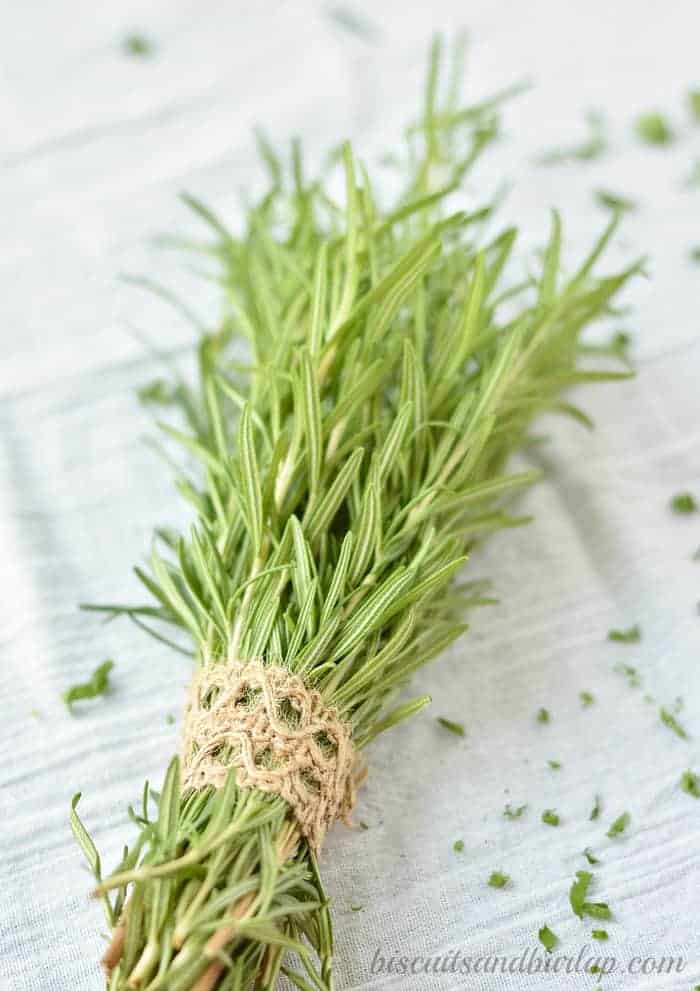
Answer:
xmin=1 ymin=2 xmax=699 ymax=989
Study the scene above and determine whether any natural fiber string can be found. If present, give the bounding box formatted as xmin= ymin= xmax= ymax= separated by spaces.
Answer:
xmin=181 ymin=660 xmax=357 ymax=853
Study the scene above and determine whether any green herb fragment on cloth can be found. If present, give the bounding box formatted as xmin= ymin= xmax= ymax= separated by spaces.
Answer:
xmin=538 ymin=926 xmax=558 ymax=953
xmin=635 ymin=111 xmax=674 ymax=145
xmin=681 ymin=770 xmax=700 ymax=798
xmin=606 ymin=812 xmax=630 ymax=838
xmin=671 ymin=492 xmax=697 ymax=514
xmin=63 ymin=660 xmax=114 ymax=710
xmin=608 ymin=624 xmax=640 ymax=643
xmin=437 ymin=716 xmax=465 ymax=736
xmin=488 ymin=871 xmax=510 ymax=888
xmin=660 ymin=707 xmax=689 ymax=739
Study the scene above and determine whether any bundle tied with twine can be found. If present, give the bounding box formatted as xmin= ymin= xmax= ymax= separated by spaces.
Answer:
xmin=181 ymin=660 xmax=358 ymax=854
xmin=71 ymin=38 xmax=640 ymax=991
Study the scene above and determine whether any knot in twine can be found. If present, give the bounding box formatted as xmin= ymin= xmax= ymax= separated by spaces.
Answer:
xmin=181 ymin=660 xmax=357 ymax=853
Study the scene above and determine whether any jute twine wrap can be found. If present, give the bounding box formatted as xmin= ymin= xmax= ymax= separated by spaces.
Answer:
xmin=181 ymin=660 xmax=356 ymax=853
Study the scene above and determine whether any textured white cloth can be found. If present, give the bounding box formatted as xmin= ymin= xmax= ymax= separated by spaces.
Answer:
xmin=1 ymin=2 xmax=699 ymax=989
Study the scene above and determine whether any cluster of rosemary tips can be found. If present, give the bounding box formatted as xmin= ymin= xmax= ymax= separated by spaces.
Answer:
xmin=64 ymin=35 xmax=700 ymax=991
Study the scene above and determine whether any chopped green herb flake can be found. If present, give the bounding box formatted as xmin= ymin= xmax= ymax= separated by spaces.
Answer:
xmin=503 ymin=803 xmax=528 ymax=820
xmin=680 ymin=770 xmax=700 ymax=798
xmin=583 ymin=848 xmax=600 ymax=865
xmin=591 ymin=929 xmax=609 ymax=940
xmin=690 ymin=246 xmax=700 ymax=264
xmin=611 ymin=330 xmax=631 ymax=353
xmin=584 ymin=902 xmax=612 ymax=921
xmin=671 ymin=492 xmax=698 ymax=514
xmin=453 ymin=839 xmax=464 ymax=852
xmin=608 ymin=623 xmax=640 ymax=643
xmin=570 ymin=869 xmax=593 ymax=918
xmin=590 ymin=795 xmax=602 ymax=821
xmin=488 ymin=871 xmax=510 ymax=888
xmin=63 ymin=660 xmax=114 ymax=710
xmin=138 ymin=379 xmax=177 ymax=405
xmin=590 ymin=964 xmax=602 ymax=974
xmin=606 ymin=811 xmax=630 ymax=838
xmin=359 ymin=820 xmax=369 ymax=830
xmin=538 ymin=925 xmax=558 ymax=953
xmin=542 ymin=809 xmax=560 ymax=827
xmin=123 ymin=33 xmax=154 ymax=58
xmin=548 ymin=759 xmax=562 ymax=770
xmin=166 ymin=713 xmax=175 ymax=725
xmin=580 ymin=691 xmax=595 ymax=707
xmin=536 ymin=707 xmax=550 ymax=724
xmin=660 ymin=706 xmax=689 ymax=739
xmin=615 ymin=662 xmax=641 ymax=688
xmin=30 ymin=708 xmax=41 ymax=720
xmin=350 ymin=904 xmax=363 ymax=912
xmin=595 ymin=189 xmax=638 ymax=213
xmin=635 ymin=111 xmax=674 ymax=145
xmin=437 ymin=716 xmax=465 ymax=736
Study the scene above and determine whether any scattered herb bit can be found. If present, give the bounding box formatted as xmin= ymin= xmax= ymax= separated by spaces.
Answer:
xmin=689 ymin=246 xmax=700 ymax=264
xmin=680 ymin=770 xmax=700 ymax=798
xmin=138 ymin=379 xmax=177 ymax=406
xmin=453 ymin=839 xmax=464 ymax=852
xmin=570 ymin=870 xmax=593 ymax=918
xmin=538 ymin=925 xmax=558 ymax=953
xmin=606 ymin=811 xmax=631 ymax=838
xmin=694 ymin=546 xmax=700 ymax=561
xmin=614 ymin=662 xmax=641 ymax=688
xmin=611 ymin=330 xmax=632 ymax=355
xmin=542 ymin=809 xmax=560 ymax=827
xmin=537 ymin=111 xmax=607 ymax=165
xmin=595 ymin=189 xmax=638 ymax=213
xmin=583 ymin=848 xmax=600 ymax=865
xmin=548 ymin=759 xmax=562 ymax=770
xmin=635 ymin=111 xmax=674 ymax=145
xmin=437 ymin=716 xmax=465 ymax=736
xmin=166 ymin=713 xmax=175 ymax=725
xmin=350 ymin=904 xmax=364 ymax=912
xmin=30 ymin=708 xmax=41 ymax=720
xmin=580 ymin=691 xmax=595 ymax=707
xmin=326 ymin=4 xmax=380 ymax=42
xmin=660 ymin=706 xmax=689 ymax=739
xmin=537 ymin=707 xmax=550 ymax=724
xmin=63 ymin=660 xmax=114 ymax=710
xmin=671 ymin=492 xmax=698 ymax=514
xmin=689 ymin=89 xmax=700 ymax=122
xmin=590 ymin=795 xmax=602 ymax=821
xmin=123 ymin=33 xmax=154 ymax=58
xmin=503 ymin=803 xmax=528 ymax=820
xmin=488 ymin=871 xmax=510 ymax=889
xmin=590 ymin=964 xmax=602 ymax=974
xmin=584 ymin=902 xmax=612 ymax=921
xmin=608 ymin=624 xmax=640 ymax=643
xmin=359 ymin=821 xmax=369 ymax=830
xmin=591 ymin=929 xmax=609 ymax=940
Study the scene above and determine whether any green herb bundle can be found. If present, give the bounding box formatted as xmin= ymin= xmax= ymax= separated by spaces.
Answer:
xmin=74 ymin=39 xmax=637 ymax=991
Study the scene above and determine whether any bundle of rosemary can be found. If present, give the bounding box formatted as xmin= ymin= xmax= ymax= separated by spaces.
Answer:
xmin=73 ymin=40 xmax=638 ymax=991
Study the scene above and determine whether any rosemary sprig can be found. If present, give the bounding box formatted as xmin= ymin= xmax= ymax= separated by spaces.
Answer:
xmin=75 ymin=38 xmax=637 ymax=991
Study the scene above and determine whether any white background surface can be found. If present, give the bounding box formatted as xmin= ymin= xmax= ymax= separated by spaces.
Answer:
xmin=1 ymin=2 xmax=700 ymax=989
